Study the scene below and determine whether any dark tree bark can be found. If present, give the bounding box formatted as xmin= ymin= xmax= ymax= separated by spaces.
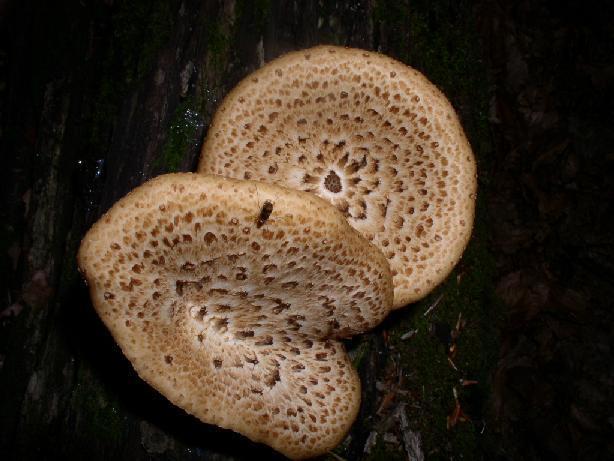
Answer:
xmin=1 ymin=1 xmax=612 ymax=460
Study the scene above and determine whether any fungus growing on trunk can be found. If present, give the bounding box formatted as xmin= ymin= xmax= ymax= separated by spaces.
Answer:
xmin=78 ymin=173 xmax=393 ymax=459
xmin=198 ymin=45 xmax=477 ymax=308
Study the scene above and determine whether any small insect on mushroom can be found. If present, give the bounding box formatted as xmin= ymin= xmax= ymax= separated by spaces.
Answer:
xmin=256 ymin=200 xmax=273 ymax=228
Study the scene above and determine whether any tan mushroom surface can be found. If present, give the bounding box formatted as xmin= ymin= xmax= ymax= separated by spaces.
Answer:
xmin=198 ymin=45 xmax=477 ymax=308
xmin=78 ymin=173 xmax=393 ymax=460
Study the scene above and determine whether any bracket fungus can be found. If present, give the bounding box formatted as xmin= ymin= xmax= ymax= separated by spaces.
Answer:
xmin=198 ymin=45 xmax=477 ymax=308
xmin=78 ymin=173 xmax=393 ymax=459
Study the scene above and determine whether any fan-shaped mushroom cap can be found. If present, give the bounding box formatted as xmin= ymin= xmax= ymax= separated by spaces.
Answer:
xmin=198 ymin=45 xmax=477 ymax=308
xmin=78 ymin=173 xmax=393 ymax=459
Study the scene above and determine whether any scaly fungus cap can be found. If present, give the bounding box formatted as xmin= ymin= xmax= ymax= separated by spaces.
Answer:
xmin=77 ymin=173 xmax=393 ymax=459
xmin=198 ymin=45 xmax=477 ymax=308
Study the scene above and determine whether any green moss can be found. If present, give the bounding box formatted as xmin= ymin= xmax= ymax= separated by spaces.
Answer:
xmin=369 ymin=1 xmax=500 ymax=459
xmin=205 ymin=20 xmax=231 ymax=72
xmin=112 ymin=0 xmax=174 ymax=86
xmin=383 ymin=219 xmax=499 ymax=458
xmin=72 ymin=364 xmax=125 ymax=445
xmin=156 ymin=99 xmax=204 ymax=172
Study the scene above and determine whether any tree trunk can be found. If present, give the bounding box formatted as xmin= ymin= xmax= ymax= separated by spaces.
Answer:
xmin=2 ymin=1 xmax=612 ymax=460
xmin=0 ymin=1 xmax=506 ymax=459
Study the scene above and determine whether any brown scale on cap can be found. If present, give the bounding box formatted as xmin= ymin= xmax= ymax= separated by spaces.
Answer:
xmin=77 ymin=173 xmax=393 ymax=460
xmin=198 ymin=45 xmax=477 ymax=308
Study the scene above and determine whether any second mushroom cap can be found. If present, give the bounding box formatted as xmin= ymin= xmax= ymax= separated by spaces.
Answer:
xmin=199 ymin=45 xmax=477 ymax=308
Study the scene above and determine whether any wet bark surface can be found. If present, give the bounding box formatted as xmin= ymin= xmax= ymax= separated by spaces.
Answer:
xmin=1 ymin=1 xmax=612 ymax=460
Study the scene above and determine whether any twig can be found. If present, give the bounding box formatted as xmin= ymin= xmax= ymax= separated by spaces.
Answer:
xmin=363 ymin=431 xmax=378 ymax=454
xmin=400 ymin=329 xmax=418 ymax=340
xmin=447 ymin=387 xmax=470 ymax=429
xmin=329 ymin=451 xmax=347 ymax=461
xmin=422 ymin=293 xmax=444 ymax=317
xmin=395 ymin=404 xmax=424 ymax=461
xmin=454 ymin=311 xmax=466 ymax=333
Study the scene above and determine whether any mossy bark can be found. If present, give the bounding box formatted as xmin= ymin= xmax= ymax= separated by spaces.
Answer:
xmin=1 ymin=1 xmax=502 ymax=460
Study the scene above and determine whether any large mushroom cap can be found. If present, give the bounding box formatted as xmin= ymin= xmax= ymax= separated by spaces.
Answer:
xmin=198 ymin=45 xmax=477 ymax=308
xmin=78 ymin=173 xmax=393 ymax=459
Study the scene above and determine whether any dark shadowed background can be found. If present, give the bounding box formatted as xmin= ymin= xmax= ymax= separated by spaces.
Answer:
xmin=1 ymin=0 xmax=613 ymax=460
